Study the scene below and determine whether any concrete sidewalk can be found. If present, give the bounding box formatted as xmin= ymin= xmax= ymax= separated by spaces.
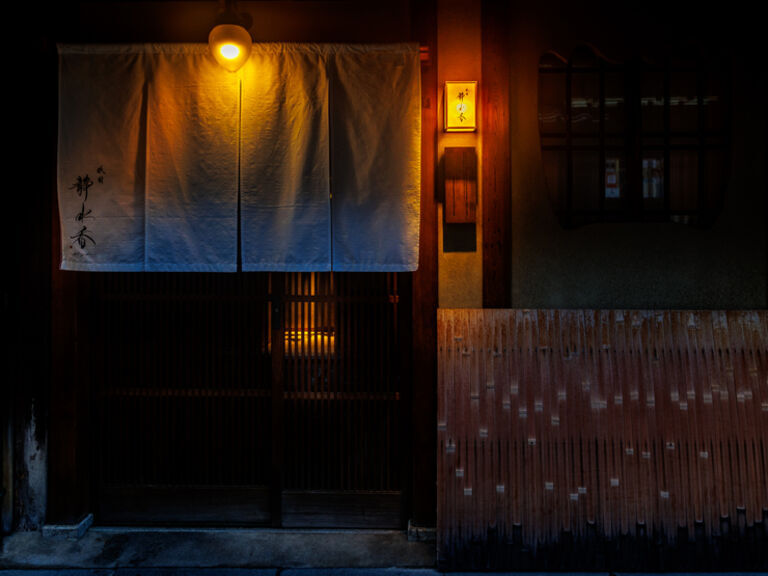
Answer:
xmin=1 ymin=570 xmax=766 ymax=576
xmin=0 ymin=571 xmax=459 ymax=576
xmin=3 ymin=530 xmax=766 ymax=575
xmin=0 ymin=570 xmax=652 ymax=576
xmin=0 ymin=528 xmax=434 ymax=571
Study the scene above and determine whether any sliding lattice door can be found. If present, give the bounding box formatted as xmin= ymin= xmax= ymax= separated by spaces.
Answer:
xmin=93 ymin=272 xmax=407 ymax=527
xmin=281 ymin=273 xmax=405 ymax=527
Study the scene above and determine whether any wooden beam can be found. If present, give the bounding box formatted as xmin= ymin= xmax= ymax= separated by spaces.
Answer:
xmin=410 ymin=0 xmax=438 ymax=528
xmin=481 ymin=0 xmax=512 ymax=308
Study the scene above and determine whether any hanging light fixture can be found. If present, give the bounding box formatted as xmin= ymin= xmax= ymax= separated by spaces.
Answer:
xmin=209 ymin=0 xmax=253 ymax=72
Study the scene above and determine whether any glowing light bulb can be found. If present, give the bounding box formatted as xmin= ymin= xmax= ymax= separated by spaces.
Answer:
xmin=209 ymin=23 xmax=252 ymax=72
xmin=219 ymin=44 xmax=240 ymax=60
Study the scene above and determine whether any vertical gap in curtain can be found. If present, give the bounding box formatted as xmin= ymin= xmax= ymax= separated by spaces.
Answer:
xmin=238 ymin=77 xmax=243 ymax=272
xmin=328 ymin=55 xmax=335 ymax=270
xmin=143 ymin=56 xmax=150 ymax=270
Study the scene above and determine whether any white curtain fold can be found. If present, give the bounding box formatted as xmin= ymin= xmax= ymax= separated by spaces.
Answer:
xmin=330 ymin=45 xmax=421 ymax=271
xmin=146 ymin=47 xmax=240 ymax=271
xmin=240 ymin=45 xmax=331 ymax=271
xmin=57 ymin=43 xmax=421 ymax=273
xmin=58 ymin=47 xmax=147 ymax=271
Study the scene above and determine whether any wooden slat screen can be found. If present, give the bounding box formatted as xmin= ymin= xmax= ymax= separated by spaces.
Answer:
xmin=92 ymin=271 xmax=404 ymax=527
xmin=283 ymin=272 xmax=402 ymax=493
xmin=98 ymin=273 xmax=272 ymax=490
xmin=95 ymin=273 xmax=273 ymax=524
xmin=438 ymin=309 xmax=768 ymax=569
xmin=280 ymin=273 xmax=403 ymax=527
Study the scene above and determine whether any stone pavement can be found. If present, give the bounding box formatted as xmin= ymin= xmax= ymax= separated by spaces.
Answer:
xmin=1 ymin=570 xmax=765 ymax=576
xmin=0 ymin=529 xmax=433 ymax=571
xmin=2 ymin=529 xmax=765 ymax=575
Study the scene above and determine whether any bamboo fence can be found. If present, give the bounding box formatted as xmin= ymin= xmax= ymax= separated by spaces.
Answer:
xmin=438 ymin=309 xmax=768 ymax=569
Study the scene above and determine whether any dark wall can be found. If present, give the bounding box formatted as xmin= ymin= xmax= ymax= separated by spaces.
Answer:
xmin=61 ymin=1 xmax=412 ymax=44
xmin=5 ymin=15 xmax=58 ymax=531
xmin=508 ymin=0 xmax=766 ymax=309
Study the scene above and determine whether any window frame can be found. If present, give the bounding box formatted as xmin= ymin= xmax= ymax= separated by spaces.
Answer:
xmin=538 ymin=45 xmax=730 ymax=228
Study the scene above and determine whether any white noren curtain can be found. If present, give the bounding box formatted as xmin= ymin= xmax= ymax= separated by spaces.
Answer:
xmin=58 ymin=43 xmax=421 ymax=272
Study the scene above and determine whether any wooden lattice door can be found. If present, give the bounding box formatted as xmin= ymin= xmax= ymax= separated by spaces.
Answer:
xmin=93 ymin=272 xmax=407 ymax=527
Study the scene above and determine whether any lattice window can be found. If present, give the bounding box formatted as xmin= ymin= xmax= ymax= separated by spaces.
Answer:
xmin=538 ymin=45 xmax=729 ymax=227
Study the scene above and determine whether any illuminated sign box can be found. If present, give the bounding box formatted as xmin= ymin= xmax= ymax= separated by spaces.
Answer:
xmin=444 ymin=81 xmax=477 ymax=132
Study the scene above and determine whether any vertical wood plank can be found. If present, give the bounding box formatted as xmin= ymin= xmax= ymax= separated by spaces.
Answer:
xmin=270 ymin=273 xmax=285 ymax=527
xmin=410 ymin=0 xmax=439 ymax=528
xmin=444 ymin=147 xmax=478 ymax=223
xmin=481 ymin=0 xmax=511 ymax=308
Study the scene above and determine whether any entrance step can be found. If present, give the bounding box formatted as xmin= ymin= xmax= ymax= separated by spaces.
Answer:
xmin=0 ymin=527 xmax=435 ymax=569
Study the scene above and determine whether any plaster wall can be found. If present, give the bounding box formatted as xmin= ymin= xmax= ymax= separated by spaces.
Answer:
xmin=1 ymin=407 xmax=11 ymax=534
xmin=437 ymin=0 xmax=483 ymax=308
xmin=15 ymin=405 xmax=46 ymax=531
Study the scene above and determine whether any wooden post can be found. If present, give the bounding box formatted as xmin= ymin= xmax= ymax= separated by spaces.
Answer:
xmin=270 ymin=273 xmax=285 ymax=527
xmin=49 ymin=179 xmax=92 ymax=525
xmin=410 ymin=0 xmax=439 ymax=528
xmin=481 ymin=0 xmax=512 ymax=308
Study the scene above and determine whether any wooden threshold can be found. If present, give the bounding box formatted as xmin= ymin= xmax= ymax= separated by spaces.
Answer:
xmin=98 ymin=486 xmax=402 ymax=529
xmin=99 ymin=486 xmax=270 ymax=526
xmin=282 ymin=490 xmax=402 ymax=529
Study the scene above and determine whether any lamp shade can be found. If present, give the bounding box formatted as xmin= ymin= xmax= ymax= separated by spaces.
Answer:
xmin=209 ymin=23 xmax=252 ymax=72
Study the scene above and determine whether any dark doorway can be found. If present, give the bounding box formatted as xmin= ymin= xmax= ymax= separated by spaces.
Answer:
xmin=91 ymin=272 xmax=409 ymax=527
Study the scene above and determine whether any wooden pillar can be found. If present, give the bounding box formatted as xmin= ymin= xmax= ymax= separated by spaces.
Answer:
xmin=41 ymin=27 xmax=93 ymax=526
xmin=270 ymin=273 xmax=285 ymax=527
xmin=410 ymin=0 xmax=438 ymax=527
xmin=481 ymin=0 xmax=512 ymax=308
xmin=49 ymin=147 xmax=92 ymax=527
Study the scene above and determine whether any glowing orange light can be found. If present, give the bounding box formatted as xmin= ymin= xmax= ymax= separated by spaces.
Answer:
xmin=219 ymin=43 xmax=240 ymax=60
xmin=445 ymin=81 xmax=478 ymax=132
xmin=209 ymin=23 xmax=252 ymax=72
